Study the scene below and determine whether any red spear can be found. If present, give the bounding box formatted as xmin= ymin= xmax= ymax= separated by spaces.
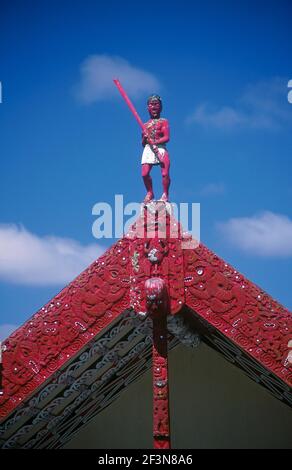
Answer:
xmin=113 ymin=79 xmax=145 ymax=131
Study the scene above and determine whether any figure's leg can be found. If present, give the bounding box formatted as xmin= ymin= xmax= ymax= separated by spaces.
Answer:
xmin=142 ymin=164 xmax=154 ymax=202
xmin=159 ymin=152 xmax=170 ymax=201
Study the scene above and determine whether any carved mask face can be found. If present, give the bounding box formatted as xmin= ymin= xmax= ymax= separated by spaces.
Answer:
xmin=148 ymin=99 xmax=161 ymax=119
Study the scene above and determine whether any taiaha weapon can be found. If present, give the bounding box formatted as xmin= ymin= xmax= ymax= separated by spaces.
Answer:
xmin=113 ymin=79 xmax=145 ymax=130
xmin=113 ymin=79 xmax=162 ymax=161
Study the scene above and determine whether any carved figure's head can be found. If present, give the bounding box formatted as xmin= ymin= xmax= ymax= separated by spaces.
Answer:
xmin=144 ymin=239 xmax=168 ymax=265
xmin=147 ymin=95 xmax=162 ymax=118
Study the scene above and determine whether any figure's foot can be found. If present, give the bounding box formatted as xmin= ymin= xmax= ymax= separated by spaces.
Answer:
xmin=159 ymin=193 xmax=169 ymax=202
xmin=144 ymin=192 xmax=154 ymax=204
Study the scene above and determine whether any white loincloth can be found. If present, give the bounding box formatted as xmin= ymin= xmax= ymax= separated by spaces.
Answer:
xmin=141 ymin=144 xmax=166 ymax=165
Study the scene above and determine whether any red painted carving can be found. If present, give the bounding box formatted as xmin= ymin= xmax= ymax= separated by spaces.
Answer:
xmin=287 ymin=340 xmax=292 ymax=365
xmin=184 ymin=244 xmax=292 ymax=386
xmin=113 ymin=80 xmax=170 ymax=203
xmin=129 ymin=202 xmax=185 ymax=315
xmin=0 ymin=203 xmax=291 ymax=430
xmin=141 ymin=95 xmax=170 ymax=203
xmin=145 ymin=277 xmax=170 ymax=449
xmin=0 ymin=239 xmax=130 ymax=418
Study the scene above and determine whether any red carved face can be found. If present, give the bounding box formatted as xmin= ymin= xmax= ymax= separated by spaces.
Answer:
xmin=148 ymin=99 xmax=161 ymax=118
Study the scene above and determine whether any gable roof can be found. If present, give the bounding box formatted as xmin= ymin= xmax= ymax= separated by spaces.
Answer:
xmin=1 ymin=202 xmax=291 ymax=444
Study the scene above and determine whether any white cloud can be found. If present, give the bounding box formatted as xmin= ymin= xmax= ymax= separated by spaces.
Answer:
xmin=187 ymin=77 xmax=291 ymax=131
xmin=217 ymin=211 xmax=292 ymax=257
xmin=200 ymin=182 xmax=225 ymax=196
xmin=75 ymin=54 xmax=161 ymax=103
xmin=187 ymin=104 xmax=246 ymax=130
xmin=0 ymin=324 xmax=19 ymax=341
xmin=0 ymin=224 xmax=103 ymax=285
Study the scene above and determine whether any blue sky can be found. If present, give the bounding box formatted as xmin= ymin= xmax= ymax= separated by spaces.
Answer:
xmin=1 ymin=0 xmax=292 ymax=339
